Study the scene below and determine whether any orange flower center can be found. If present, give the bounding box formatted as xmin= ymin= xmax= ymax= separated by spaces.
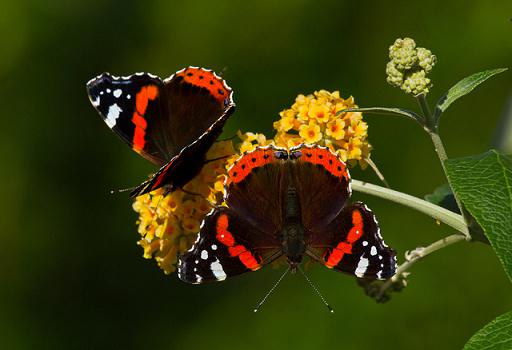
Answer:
xmin=316 ymin=112 xmax=324 ymax=119
xmin=308 ymin=129 xmax=315 ymax=138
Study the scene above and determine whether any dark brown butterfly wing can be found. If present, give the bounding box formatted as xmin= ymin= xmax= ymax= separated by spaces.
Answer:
xmin=178 ymin=207 xmax=282 ymax=284
xmin=224 ymin=146 xmax=288 ymax=235
xmin=306 ymin=203 xmax=397 ymax=280
xmin=291 ymin=145 xmax=351 ymax=232
xmin=162 ymin=67 xmax=234 ymax=154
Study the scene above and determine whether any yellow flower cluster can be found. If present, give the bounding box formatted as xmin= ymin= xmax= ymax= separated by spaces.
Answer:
xmin=273 ymin=90 xmax=371 ymax=167
xmin=132 ymin=90 xmax=372 ymax=275
xmin=132 ymin=140 xmax=235 ymax=274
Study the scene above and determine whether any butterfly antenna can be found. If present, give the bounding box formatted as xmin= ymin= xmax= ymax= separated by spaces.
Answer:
xmin=253 ymin=266 xmax=290 ymax=313
xmin=297 ymin=265 xmax=334 ymax=313
xmin=109 ymin=186 xmax=137 ymax=195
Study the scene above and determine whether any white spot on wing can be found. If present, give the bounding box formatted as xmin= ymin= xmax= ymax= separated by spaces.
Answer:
xmin=354 ymin=256 xmax=369 ymax=278
xmin=105 ymin=103 xmax=122 ymax=128
xmin=195 ymin=274 xmax=202 ymax=283
xmin=92 ymin=96 xmax=100 ymax=107
xmin=362 ymin=241 xmax=368 ymax=246
xmin=211 ymin=244 xmax=217 ymax=250
xmin=201 ymin=250 xmax=208 ymax=260
xmin=370 ymin=246 xmax=377 ymax=256
xmin=113 ymin=89 xmax=122 ymax=98
xmin=210 ymin=258 xmax=226 ymax=280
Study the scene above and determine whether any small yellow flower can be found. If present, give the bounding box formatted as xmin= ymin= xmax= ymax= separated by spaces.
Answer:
xmin=299 ymin=121 xmax=322 ymax=144
xmin=273 ymin=115 xmax=295 ymax=132
xmin=308 ymin=103 xmax=330 ymax=123
xmin=325 ymin=119 xmax=345 ymax=140
xmin=182 ymin=217 xmax=201 ymax=233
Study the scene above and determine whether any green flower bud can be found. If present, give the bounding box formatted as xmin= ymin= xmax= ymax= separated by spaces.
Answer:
xmin=386 ymin=61 xmax=403 ymax=87
xmin=416 ymin=47 xmax=437 ymax=73
xmin=401 ymin=70 xmax=432 ymax=96
xmin=385 ymin=37 xmax=436 ymax=96
xmin=389 ymin=37 xmax=418 ymax=70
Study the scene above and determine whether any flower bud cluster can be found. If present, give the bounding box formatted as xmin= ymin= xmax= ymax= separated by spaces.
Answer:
xmin=386 ymin=38 xmax=437 ymax=95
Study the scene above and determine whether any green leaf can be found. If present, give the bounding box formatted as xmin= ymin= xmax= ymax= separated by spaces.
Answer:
xmin=435 ymin=68 xmax=508 ymax=119
xmin=464 ymin=310 xmax=512 ymax=350
xmin=445 ymin=150 xmax=512 ymax=281
xmin=336 ymin=107 xmax=424 ymax=125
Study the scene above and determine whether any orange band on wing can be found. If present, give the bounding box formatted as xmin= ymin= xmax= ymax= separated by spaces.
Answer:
xmin=176 ymin=67 xmax=232 ymax=105
xmin=132 ymin=85 xmax=159 ymax=153
xmin=227 ymin=148 xmax=277 ymax=185
xmin=299 ymin=146 xmax=349 ymax=181
xmin=325 ymin=209 xmax=364 ymax=268
xmin=215 ymin=213 xmax=261 ymax=271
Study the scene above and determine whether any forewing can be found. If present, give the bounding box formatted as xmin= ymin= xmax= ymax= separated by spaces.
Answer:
xmin=291 ymin=145 xmax=351 ymax=232
xmin=178 ymin=207 xmax=281 ymax=284
xmin=225 ymin=146 xmax=287 ymax=235
xmin=306 ymin=202 xmax=397 ymax=280
xmin=86 ymin=72 xmax=170 ymax=165
xmin=163 ymin=67 xmax=234 ymax=154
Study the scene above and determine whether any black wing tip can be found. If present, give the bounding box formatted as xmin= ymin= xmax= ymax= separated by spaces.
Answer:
xmin=86 ymin=72 xmax=112 ymax=89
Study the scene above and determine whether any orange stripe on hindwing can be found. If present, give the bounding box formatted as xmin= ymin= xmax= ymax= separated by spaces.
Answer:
xmin=325 ymin=209 xmax=364 ymax=268
xmin=227 ymin=148 xmax=276 ymax=185
xmin=132 ymin=85 xmax=159 ymax=153
xmin=215 ymin=213 xmax=261 ymax=270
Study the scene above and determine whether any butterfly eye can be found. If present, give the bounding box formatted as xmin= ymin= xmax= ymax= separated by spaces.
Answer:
xmin=274 ymin=150 xmax=289 ymax=160
xmin=290 ymin=150 xmax=302 ymax=159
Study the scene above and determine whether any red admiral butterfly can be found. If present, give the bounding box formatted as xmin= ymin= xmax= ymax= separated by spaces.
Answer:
xmin=178 ymin=144 xmax=396 ymax=284
xmin=86 ymin=67 xmax=235 ymax=197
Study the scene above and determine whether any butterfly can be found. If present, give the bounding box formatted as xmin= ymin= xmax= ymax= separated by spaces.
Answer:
xmin=86 ymin=67 xmax=235 ymax=197
xmin=177 ymin=144 xmax=397 ymax=284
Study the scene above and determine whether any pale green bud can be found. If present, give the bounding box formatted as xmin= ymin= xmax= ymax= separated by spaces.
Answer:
xmin=416 ymin=47 xmax=437 ymax=73
xmin=386 ymin=61 xmax=404 ymax=87
xmin=389 ymin=37 xmax=418 ymax=70
xmin=401 ymin=71 xmax=432 ymax=96
xmin=386 ymin=37 xmax=436 ymax=96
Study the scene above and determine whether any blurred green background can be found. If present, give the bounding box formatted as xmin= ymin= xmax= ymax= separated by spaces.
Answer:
xmin=1 ymin=0 xmax=511 ymax=349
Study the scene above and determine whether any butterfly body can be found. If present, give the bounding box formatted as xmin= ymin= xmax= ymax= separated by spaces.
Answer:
xmin=178 ymin=144 xmax=397 ymax=284
xmin=280 ymin=185 xmax=307 ymax=270
xmin=86 ymin=67 xmax=234 ymax=197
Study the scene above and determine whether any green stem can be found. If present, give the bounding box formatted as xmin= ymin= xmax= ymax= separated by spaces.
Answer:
xmin=378 ymin=233 xmax=466 ymax=297
xmin=428 ymin=131 xmax=469 ymax=225
xmin=351 ymin=179 xmax=469 ymax=236
xmin=416 ymin=93 xmax=435 ymax=130
xmin=415 ymin=94 xmax=470 ymax=228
